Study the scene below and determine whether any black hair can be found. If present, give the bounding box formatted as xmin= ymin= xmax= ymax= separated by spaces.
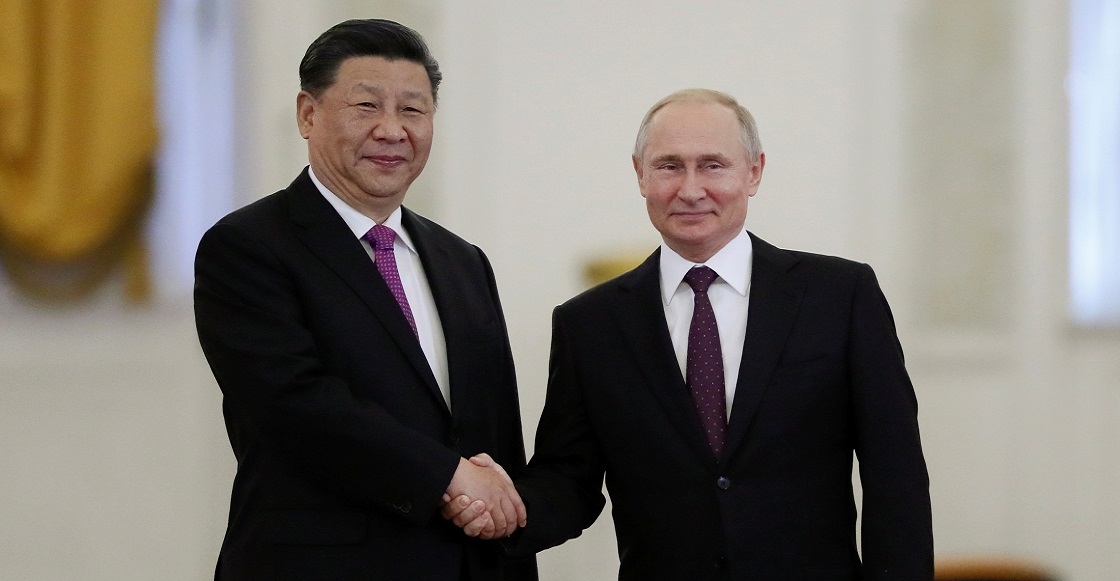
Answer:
xmin=298 ymin=19 xmax=442 ymax=104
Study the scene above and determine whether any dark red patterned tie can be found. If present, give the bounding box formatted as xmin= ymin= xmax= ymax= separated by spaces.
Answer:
xmin=683 ymin=266 xmax=727 ymax=458
xmin=364 ymin=225 xmax=418 ymax=337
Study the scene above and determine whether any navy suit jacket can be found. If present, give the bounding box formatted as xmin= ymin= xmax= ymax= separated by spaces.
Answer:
xmin=511 ymin=234 xmax=932 ymax=580
xmin=194 ymin=169 xmax=537 ymax=580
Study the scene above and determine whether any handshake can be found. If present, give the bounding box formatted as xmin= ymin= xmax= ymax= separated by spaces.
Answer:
xmin=441 ymin=453 xmax=525 ymax=540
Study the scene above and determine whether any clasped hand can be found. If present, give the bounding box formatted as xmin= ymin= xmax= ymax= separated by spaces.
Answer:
xmin=442 ymin=453 xmax=525 ymax=539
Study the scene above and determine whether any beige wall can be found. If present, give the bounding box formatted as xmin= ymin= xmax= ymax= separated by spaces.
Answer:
xmin=3 ymin=1 xmax=1118 ymax=579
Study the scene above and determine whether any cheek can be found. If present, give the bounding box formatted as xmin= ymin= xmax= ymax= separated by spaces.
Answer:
xmin=329 ymin=123 xmax=367 ymax=151
xmin=717 ymin=190 xmax=750 ymax=218
xmin=642 ymin=180 xmax=675 ymax=206
xmin=333 ymin=114 xmax=364 ymax=134
xmin=406 ymin=121 xmax=434 ymax=145
xmin=645 ymin=190 xmax=672 ymax=215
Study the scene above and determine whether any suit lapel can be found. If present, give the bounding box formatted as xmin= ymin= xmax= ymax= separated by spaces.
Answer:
xmin=399 ymin=208 xmax=459 ymax=413
xmin=614 ymin=250 xmax=718 ymax=461
xmin=723 ymin=233 xmax=803 ymax=462
xmin=285 ymin=171 xmax=443 ymax=408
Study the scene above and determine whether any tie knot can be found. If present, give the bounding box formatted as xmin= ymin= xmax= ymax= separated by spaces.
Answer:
xmin=365 ymin=224 xmax=396 ymax=251
xmin=683 ymin=266 xmax=718 ymax=293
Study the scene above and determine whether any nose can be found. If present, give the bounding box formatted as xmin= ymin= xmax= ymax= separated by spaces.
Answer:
xmin=371 ymin=112 xmax=407 ymax=142
xmin=677 ymin=169 xmax=706 ymax=202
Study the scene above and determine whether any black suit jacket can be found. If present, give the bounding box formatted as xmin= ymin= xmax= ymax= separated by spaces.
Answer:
xmin=194 ymin=169 xmax=537 ymax=581
xmin=511 ymin=234 xmax=932 ymax=580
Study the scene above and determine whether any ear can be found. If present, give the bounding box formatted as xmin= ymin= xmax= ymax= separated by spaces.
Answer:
xmin=632 ymin=155 xmax=647 ymax=197
xmin=747 ymin=152 xmax=766 ymax=196
xmin=296 ymin=91 xmax=317 ymax=139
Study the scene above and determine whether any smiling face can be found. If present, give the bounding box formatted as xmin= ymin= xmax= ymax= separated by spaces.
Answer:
xmin=296 ymin=55 xmax=434 ymax=222
xmin=633 ymin=99 xmax=765 ymax=263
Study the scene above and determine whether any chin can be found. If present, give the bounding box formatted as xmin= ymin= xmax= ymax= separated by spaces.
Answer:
xmin=667 ymin=228 xmax=715 ymax=245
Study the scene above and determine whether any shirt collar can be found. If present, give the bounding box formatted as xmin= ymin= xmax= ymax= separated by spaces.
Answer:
xmin=308 ymin=165 xmax=418 ymax=254
xmin=659 ymin=229 xmax=753 ymax=305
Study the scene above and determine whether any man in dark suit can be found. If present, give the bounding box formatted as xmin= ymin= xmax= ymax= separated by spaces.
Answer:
xmin=194 ymin=19 xmax=536 ymax=581
xmin=447 ymin=89 xmax=933 ymax=579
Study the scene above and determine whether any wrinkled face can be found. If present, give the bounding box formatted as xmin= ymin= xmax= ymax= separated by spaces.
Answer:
xmin=297 ymin=56 xmax=434 ymax=221
xmin=633 ymin=100 xmax=764 ymax=263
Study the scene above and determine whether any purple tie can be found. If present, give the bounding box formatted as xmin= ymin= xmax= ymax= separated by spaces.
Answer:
xmin=683 ymin=266 xmax=727 ymax=458
xmin=364 ymin=225 xmax=418 ymax=337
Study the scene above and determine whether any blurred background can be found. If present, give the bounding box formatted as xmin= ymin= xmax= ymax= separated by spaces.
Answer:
xmin=2 ymin=0 xmax=1117 ymax=579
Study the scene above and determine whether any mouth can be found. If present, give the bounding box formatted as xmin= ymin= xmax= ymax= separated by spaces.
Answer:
xmin=366 ymin=155 xmax=408 ymax=169
xmin=671 ymin=211 xmax=714 ymax=221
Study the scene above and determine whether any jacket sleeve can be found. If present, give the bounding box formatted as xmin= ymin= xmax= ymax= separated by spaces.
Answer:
xmin=194 ymin=219 xmax=461 ymax=525
xmin=479 ymin=247 xmax=531 ymax=475
xmin=505 ymin=306 xmax=608 ymax=556
xmin=849 ymin=264 xmax=934 ymax=579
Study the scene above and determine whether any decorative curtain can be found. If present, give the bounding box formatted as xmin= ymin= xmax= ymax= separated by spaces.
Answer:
xmin=0 ymin=1 xmax=158 ymax=301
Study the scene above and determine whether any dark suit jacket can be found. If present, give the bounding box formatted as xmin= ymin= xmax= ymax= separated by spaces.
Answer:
xmin=511 ymin=234 xmax=932 ymax=581
xmin=194 ymin=168 xmax=537 ymax=581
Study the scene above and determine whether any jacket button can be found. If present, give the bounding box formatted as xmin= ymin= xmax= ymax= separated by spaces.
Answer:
xmin=390 ymin=500 xmax=412 ymax=513
xmin=716 ymin=476 xmax=731 ymax=490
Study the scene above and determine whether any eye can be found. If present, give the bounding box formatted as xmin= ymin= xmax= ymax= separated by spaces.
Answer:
xmin=356 ymin=101 xmax=377 ymax=110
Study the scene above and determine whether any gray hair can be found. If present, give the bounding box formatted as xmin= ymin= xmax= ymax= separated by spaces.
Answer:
xmin=633 ymin=88 xmax=762 ymax=163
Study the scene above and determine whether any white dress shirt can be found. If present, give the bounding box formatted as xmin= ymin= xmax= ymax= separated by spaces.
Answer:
xmin=659 ymin=230 xmax=753 ymax=420
xmin=309 ymin=167 xmax=451 ymax=408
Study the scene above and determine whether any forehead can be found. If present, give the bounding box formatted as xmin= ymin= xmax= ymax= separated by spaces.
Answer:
xmin=330 ymin=55 xmax=432 ymax=101
xmin=645 ymin=100 xmax=744 ymax=157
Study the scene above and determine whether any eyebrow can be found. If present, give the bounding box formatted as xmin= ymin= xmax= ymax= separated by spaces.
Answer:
xmin=649 ymin=154 xmax=683 ymax=165
xmin=648 ymin=153 xmax=732 ymax=165
xmin=351 ymin=82 xmax=430 ymax=103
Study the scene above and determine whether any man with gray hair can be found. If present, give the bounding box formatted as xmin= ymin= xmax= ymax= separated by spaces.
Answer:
xmin=447 ymin=88 xmax=933 ymax=580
